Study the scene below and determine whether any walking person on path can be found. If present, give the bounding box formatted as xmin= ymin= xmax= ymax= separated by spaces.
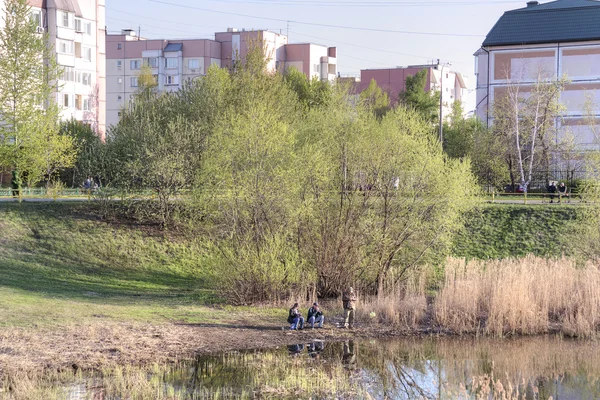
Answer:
xmin=342 ymin=287 xmax=357 ymax=329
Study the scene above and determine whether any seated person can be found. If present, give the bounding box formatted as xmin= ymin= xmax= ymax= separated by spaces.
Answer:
xmin=287 ymin=303 xmax=304 ymax=330
xmin=307 ymin=302 xmax=324 ymax=328
xmin=558 ymin=182 xmax=568 ymax=198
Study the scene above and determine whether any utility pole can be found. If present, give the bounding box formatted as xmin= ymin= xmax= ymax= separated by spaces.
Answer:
xmin=437 ymin=59 xmax=451 ymax=146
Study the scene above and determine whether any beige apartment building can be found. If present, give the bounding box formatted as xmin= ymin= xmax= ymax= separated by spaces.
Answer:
xmin=0 ymin=0 xmax=107 ymax=138
xmin=106 ymin=28 xmax=337 ymax=128
xmin=475 ymin=0 xmax=600 ymax=150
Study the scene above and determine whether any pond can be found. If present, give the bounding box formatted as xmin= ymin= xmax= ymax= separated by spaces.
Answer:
xmin=11 ymin=336 xmax=600 ymax=399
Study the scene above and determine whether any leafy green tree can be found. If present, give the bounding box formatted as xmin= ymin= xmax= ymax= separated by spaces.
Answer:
xmin=360 ymin=78 xmax=390 ymax=119
xmin=284 ymin=67 xmax=331 ymax=110
xmin=399 ymin=69 xmax=440 ymax=123
xmin=59 ymin=120 xmax=103 ymax=188
xmin=0 ymin=0 xmax=74 ymax=186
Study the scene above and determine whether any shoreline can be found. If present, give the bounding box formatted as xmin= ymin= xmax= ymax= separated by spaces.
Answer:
xmin=0 ymin=317 xmax=577 ymax=381
xmin=0 ymin=319 xmax=415 ymax=379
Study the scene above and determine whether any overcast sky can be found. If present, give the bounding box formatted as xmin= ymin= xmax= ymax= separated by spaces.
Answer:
xmin=106 ymin=0 xmax=533 ymax=111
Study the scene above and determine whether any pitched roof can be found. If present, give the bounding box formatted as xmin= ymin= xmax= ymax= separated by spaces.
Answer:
xmin=482 ymin=0 xmax=600 ymax=47
xmin=164 ymin=43 xmax=183 ymax=52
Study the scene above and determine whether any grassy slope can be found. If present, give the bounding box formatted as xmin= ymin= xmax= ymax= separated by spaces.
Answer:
xmin=0 ymin=203 xmax=281 ymax=328
xmin=452 ymin=204 xmax=581 ymax=260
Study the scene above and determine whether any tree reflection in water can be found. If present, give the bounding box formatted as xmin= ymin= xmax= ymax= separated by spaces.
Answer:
xmin=50 ymin=336 xmax=600 ymax=399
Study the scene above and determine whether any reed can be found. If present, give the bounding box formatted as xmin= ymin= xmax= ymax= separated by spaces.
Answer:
xmin=434 ymin=256 xmax=600 ymax=337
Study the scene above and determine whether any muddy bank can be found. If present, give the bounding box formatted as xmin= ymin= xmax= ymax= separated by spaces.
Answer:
xmin=0 ymin=319 xmax=418 ymax=379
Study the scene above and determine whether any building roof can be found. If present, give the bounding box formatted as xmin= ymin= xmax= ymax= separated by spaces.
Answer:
xmin=163 ymin=43 xmax=183 ymax=52
xmin=482 ymin=0 xmax=600 ymax=47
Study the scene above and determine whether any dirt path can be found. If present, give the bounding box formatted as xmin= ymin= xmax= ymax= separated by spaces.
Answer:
xmin=0 ymin=320 xmax=413 ymax=379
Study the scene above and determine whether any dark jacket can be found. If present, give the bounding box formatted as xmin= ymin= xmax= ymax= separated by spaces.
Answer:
xmin=288 ymin=307 xmax=301 ymax=324
xmin=548 ymin=184 xmax=557 ymax=193
xmin=307 ymin=306 xmax=323 ymax=319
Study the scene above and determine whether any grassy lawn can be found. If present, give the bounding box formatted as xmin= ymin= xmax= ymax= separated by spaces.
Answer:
xmin=0 ymin=203 xmax=284 ymax=328
xmin=452 ymin=204 xmax=582 ymax=260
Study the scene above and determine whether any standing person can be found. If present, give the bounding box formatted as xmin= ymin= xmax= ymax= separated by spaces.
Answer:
xmin=10 ymin=170 xmax=21 ymax=198
xmin=342 ymin=287 xmax=357 ymax=329
xmin=548 ymin=181 xmax=557 ymax=203
xmin=307 ymin=302 xmax=325 ymax=329
xmin=558 ymin=182 xmax=568 ymax=202
xmin=287 ymin=303 xmax=304 ymax=331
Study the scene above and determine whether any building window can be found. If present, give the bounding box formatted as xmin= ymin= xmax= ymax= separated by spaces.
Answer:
xmin=117 ymin=43 xmax=122 ymax=50
xmin=117 ymin=95 xmax=122 ymax=100
xmin=117 ymin=60 xmax=122 ymax=70
xmin=84 ymin=22 xmax=92 ymax=35
xmin=144 ymin=57 xmax=159 ymax=68
xmin=130 ymin=60 xmax=141 ymax=70
xmin=83 ymin=98 xmax=90 ymax=111
xmin=188 ymin=59 xmax=200 ymax=69
xmin=74 ymin=18 xmax=82 ymax=32
xmin=165 ymin=57 xmax=178 ymax=69
xmin=82 ymin=73 xmax=91 ymax=86
xmin=31 ymin=10 xmax=42 ymax=28
xmin=75 ymin=94 xmax=82 ymax=110
xmin=62 ymin=12 xmax=69 ymax=28
xmin=130 ymin=77 xmax=138 ymax=87
xmin=165 ymin=75 xmax=179 ymax=85
xmin=63 ymin=93 xmax=70 ymax=108
xmin=313 ymin=64 xmax=320 ymax=73
xmin=62 ymin=66 xmax=74 ymax=82
xmin=117 ymin=78 xmax=123 ymax=84
xmin=57 ymin=39 xmax=74 ymax=54
xmin=83 ymin=47 xmax=92 ymax=62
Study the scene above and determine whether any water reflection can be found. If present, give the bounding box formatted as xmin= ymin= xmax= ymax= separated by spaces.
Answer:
xmin=55 ymin=337 xmax=600 ymax=399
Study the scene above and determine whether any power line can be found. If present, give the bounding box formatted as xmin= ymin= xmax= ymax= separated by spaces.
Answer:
xmin=203 ymin=0 xmax=525 ymax=7
xmin=147 ymin=0 xmax=485 ymax=37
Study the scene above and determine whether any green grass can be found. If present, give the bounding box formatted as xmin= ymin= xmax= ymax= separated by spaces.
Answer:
xmin=452 ymin=204 xmax=582 ymax=260
xmin=0 ymin=203 xmax=284 ymax=327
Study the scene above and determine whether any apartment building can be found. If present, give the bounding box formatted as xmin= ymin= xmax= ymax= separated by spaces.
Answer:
xmin=475 ymin=0 xmax=600 ymax=150
xmin=106 ymin=28 xmax=337 ymax=128
xmin=356 ymin=65 xmax=467 ymax=120
xmin=0 ymin=0 xmax=106 ymax=138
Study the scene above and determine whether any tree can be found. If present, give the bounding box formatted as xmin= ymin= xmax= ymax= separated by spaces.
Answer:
xmin=283 ymin=67 xmax=331 ymax=110
xmin=0 ymin=0 xmax=74 ymax=186
xmin=360 ymin=78 xmax=390 ymax=119
xmin=492 ymin=74 xmax=567 ymax=192
xmin=399 ymin=69 xmax=440 ymax=123
xmin=59 ymin=120 xmax=103 ymax=188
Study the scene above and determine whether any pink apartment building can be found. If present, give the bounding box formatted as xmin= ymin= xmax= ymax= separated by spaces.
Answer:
xmin=356 ymin=65 xmax=467 ymax=120
xmin=0 ymin=0 xmax=107 ymax=138
xmin=106 ymin=28 xmax=337 ymax=128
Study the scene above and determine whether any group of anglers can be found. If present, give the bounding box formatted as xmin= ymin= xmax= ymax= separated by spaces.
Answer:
xmin=287 ymin=287 xmax=358 ymax=330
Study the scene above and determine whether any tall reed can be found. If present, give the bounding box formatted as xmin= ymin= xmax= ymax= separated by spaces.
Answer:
xmin=434 ymin=256 xmax=600 ymax=336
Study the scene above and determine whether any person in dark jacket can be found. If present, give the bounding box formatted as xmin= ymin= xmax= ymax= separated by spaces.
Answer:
xmin=548 ymin=181 xmax=557 ymax=203
xmin=287 ymin=303 xmax=304 ymax=330
xmin=307 ymin=302 xmax=324 ymax=328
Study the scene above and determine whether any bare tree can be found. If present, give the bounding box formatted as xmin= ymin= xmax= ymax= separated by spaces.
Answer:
xmin=493 ymin=71 xmax=567 ymax=192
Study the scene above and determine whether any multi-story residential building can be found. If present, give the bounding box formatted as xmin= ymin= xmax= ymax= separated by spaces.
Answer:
xmin=475 ymin=0 xmax=600 ymax=150
xmin=106 ymin=28 xmax=337 ymax=128
xmin=356 ymin=64 xmax=468 ymax=120
xmin=0 ymin=0 xmax=106 ymax=138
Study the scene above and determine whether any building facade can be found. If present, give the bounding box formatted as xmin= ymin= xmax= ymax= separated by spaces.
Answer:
xmin=475 ymin=0 xmax=600 ymax=150
xmin=0 ymin=0 xmax=106 ymax=138
xmin=356 ymin=65 xmax=467 ymax=120
xmin=106 ymin=28 xmax=337 ymax=128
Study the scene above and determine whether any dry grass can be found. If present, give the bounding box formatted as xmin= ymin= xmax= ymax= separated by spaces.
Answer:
xmin=356 ymin=273 xmax=428 ymax=329
xmin=435 ymin=256 xmax=600 ymax=337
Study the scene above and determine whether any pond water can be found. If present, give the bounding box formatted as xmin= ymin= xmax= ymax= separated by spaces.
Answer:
xmin=33 ymin=337 xmax=600 ymax=399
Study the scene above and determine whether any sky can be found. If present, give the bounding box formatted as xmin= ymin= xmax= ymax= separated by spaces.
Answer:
xmin=105 ymin=0 xmax=533 ymax=112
